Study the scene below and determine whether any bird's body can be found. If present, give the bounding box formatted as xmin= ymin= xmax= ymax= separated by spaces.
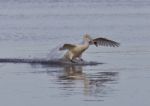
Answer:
xmin=59 ymin=34 xmax=120 ymax=62
xmin=64 ymin=43 xmax=89 ymax=61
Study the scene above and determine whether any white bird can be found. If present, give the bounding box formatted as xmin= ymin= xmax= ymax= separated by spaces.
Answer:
xmin=59 ymin=34 xmax=120 ymax=63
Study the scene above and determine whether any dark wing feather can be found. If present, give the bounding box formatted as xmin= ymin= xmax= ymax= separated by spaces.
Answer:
xmin=59 ymin=44 xmax=76 ymax=50
xmin=93 ymin=38 xmax=120 ymax=47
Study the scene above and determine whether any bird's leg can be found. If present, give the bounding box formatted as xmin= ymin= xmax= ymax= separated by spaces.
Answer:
xmin=78 ymin=55 xmax=84 ymax=62
xmin=69 ymin=53 xmax=77 ymax=63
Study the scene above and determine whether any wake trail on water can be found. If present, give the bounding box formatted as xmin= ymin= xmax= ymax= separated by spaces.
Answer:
xmin=0 ymin=40 xmax=103 ymax=66
xmin=0 ymin=58 xmax=102 ymax=66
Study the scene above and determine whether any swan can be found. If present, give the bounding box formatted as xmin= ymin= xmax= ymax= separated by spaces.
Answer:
xmin=59 ymin=34 xmax=120 ymax=63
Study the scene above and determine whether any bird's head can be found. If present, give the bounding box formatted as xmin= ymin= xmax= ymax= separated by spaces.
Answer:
xmin=83 ymin=34 xmax=96 ymax=45
xmin=83 ymin=34 xmax=93 ymax=42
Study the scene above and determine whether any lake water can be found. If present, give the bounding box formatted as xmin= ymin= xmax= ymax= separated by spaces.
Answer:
xmin=0 ymin=0 xmax=150 ymax=106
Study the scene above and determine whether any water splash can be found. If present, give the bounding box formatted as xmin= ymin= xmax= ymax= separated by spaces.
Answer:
xmin=46 ymin=44 xmax=65 ymax=60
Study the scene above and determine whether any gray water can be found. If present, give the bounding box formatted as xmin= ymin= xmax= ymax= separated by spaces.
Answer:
xmin=0 ymin=0 xmax=150 ymax=106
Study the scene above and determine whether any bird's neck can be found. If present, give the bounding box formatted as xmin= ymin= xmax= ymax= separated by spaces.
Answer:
xmin=83 ymin=40 xmax=90 ymax=46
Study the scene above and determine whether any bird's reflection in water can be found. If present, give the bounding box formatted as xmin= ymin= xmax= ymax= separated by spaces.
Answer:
xmin=59 ymin=65 xmax=84 ymax=80
xmin=54 ymin=65 xmax=118 ymax=99
xmin=30 ymin=64 xmax=119 ymax=100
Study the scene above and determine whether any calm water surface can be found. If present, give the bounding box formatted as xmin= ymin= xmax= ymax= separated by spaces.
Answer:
xmin=0 ymin=0 xmax=150 ymax=106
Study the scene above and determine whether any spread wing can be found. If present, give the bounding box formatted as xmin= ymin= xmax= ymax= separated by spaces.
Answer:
xmin=92 ymin=38 xmax=120 ymax=47
xmin=59 ymin=44 xmax=76 ymax=50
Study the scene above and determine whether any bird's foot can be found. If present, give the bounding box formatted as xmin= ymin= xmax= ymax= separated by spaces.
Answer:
xmin=70 ymin=60 xmax=76 ymax=63
xmin=79 ymin=58 xmax=84 ymax=62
